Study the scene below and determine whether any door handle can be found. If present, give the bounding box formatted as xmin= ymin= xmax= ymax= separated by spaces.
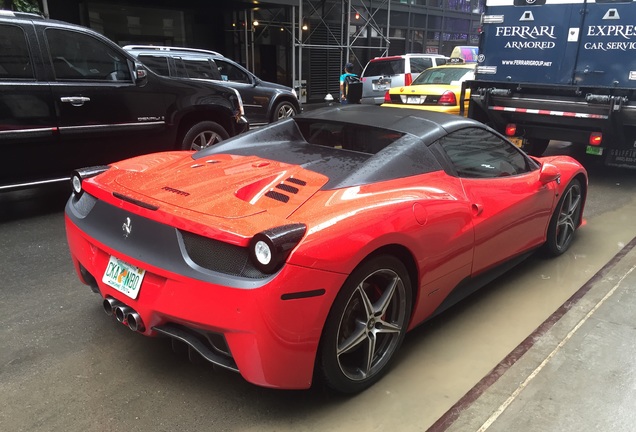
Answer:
xmin=472 ymin=203 xmax=483 ymax=216
xmin=60 ymin=96 xmax=91 ymax=106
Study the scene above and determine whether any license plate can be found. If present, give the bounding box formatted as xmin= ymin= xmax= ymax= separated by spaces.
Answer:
xmin=102 ymin=256 xmax=146 ymax=299
xmin=509 ymin=137 xmax=524 ymax=148
xmin=586 ymin=145 xmax=603 ymax=156
xmin=407 ymin=96 xmax=422 ymax=104
xmin=374 ymin=84 xmax=387 ymax=91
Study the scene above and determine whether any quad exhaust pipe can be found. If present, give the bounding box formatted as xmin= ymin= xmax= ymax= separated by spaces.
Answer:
xmin=102 ymin=297 xmax=145 ymax=332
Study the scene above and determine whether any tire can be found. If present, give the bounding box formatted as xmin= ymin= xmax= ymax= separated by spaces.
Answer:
xmin=271 ymin=101 xmax=297 ymax=122
xmin=522 ymin=138 xmax=550 ymax=156
xmin=180 ymin=121 xmax=229 ymax=151
xmin=542 ymin=179 xmax=583 ymax=257
xmin=318 ymin=255 xmax=412 ymax=393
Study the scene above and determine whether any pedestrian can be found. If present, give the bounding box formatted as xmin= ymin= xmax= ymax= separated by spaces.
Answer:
xmin=339 ymin=63 xmax=359 ymax=104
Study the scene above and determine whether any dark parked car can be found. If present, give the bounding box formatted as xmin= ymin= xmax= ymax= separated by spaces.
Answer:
xmin=0 ymin=11 xmax=247 ymax=192
xmin=124 ymin=45 xmax=301 ymax=128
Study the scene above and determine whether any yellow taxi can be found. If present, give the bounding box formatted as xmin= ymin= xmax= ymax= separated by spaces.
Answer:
xmin=381 ymin=60 xmax=475 ymax=115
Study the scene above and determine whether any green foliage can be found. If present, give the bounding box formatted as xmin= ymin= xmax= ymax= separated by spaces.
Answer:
xmin=1 ymin=0 xmax=42 ymax=13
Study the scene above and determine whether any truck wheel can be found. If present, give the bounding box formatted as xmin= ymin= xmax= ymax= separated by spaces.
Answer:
xmin=181 ymin=121 xmax=229 ymax=151
xmin=522 ymin=138 xmax=549 ymax=156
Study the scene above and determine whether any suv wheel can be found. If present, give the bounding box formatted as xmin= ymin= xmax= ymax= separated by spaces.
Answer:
xmin=272 ymin=101 xmax=297 ymax=122
xmin=181 ymin=121 xmax=229 ymax=151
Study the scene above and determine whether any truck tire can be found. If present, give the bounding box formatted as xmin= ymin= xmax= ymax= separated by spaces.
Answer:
xmin=522 ymin=138 xmax=549 ymax=157
xmin=181 ymin=121 xmax=229 ymax=151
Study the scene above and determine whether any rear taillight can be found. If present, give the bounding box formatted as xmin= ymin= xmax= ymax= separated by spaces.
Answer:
xmin=505 ymin=123 xmax=517 ymax=136
xmin=404 ymin=73 xmax=412 ymax=86
xmin=438 ymin=91 xmax=457 ymax=106
xmin=589 ymin=132 xmax=602 ymax=146
xmin=384 ymin=91 xmax=391 ymax=103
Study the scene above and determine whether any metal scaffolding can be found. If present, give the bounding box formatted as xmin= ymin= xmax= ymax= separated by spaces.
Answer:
xmin=291 ymin=0 xmax=392 ymax=103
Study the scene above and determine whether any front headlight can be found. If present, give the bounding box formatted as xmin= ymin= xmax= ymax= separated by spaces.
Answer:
xmin=248 ymin=224 xmax=306 ymax=273
xmin=70 ymin=165 xmax=110 ymax=196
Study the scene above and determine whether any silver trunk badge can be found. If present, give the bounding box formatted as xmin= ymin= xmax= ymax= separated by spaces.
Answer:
xmin=122 ymin=217 xmax=132 ymax=238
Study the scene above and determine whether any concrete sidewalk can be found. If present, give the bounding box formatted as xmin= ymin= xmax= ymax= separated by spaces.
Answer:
xmin=433 ymin=237 xmax=636 ymax=432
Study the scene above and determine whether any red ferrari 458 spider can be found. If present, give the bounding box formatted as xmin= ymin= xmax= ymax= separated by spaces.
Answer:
xmin=65 ymin=105 xmax=587 ymax=393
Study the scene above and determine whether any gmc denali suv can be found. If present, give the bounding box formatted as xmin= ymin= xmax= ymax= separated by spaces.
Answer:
xmin=0 ymin=10 xmax=248 ymax=191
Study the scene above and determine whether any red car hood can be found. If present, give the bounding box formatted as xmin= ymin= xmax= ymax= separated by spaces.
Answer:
xmin=111 ymin=153 xmax=329 ymax=220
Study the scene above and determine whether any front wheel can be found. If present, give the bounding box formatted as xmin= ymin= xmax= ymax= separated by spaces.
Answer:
xmin=318 ymin=255 xmax=412 ymax=393
xmin=542 ymin=179 xmax=583 ymax=256
xmin=180 ymin=121 xmax=229 ymax=151
xmin=271 ymin=101 xmax=297 ymax=122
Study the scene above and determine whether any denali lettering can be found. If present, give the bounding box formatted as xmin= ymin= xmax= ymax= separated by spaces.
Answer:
xmin=587 ymin=25 xmax=636 ymax=39
xmin=495 ymin=26 xmax=556 ymax=39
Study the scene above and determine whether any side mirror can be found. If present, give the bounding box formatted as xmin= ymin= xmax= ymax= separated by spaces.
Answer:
xmin=134 ymin=63 xmax=148 ymax=84
xmin=539 ymin=162 xmax=561 ymax=185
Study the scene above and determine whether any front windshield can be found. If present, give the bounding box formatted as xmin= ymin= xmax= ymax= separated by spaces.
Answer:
xmin=411 ymin=67 xmax=474 ymax=85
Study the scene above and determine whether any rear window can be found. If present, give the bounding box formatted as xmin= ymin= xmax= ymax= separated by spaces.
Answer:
xmin=0 ymin=24 xmax=34 ymax=79
xmin=412 ymin=67 xmax=474 ymax=85
xmin=409 ymin=57 xmax=434 ymax=73
xmin=362 ymin=58 xmax=405 ymax=77
xmin=180 ymin=58 xmax=221 ymax=80
xmin=297 ymin=120 xmax=405 ymax=154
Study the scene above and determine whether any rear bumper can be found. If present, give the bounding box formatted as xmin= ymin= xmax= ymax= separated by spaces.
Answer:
xmin=65 ymin=204 xmax=346 ymax=389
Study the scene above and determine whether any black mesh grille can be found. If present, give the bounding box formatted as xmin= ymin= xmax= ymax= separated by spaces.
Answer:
xmin=276 ymin=183 xmax=299 ymax=194
xmin=180 ymin=231 xmax=268 ymax=279
xmin=71 ymin=192 xmax=98 ymax=217
xmin=265 ymin=190 xmax=290 ymax=203
xmin=286 ymin=177 xmax=307 ymax=186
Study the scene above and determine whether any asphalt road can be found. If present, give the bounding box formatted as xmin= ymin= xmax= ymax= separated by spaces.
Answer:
xmin=1 ymin=146 xmax=635 ymax=432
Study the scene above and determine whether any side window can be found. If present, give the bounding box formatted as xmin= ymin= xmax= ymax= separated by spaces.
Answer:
xmin=216 ymin=60 xmax=250 ymax=84
xmin=46 ymin=29 xmax=132 ymax=82
xmin=137 ymin=54 xmax=170 ymax=76
xmin=181 ymin=58 xmax=220 ymax=79
xmin=409 ymin=57 xmax=433 ymax=73
xmin=0 ymin=24 xmax=34 ymax=79
xmin=437 ymin=128 xmax=535 ymax=178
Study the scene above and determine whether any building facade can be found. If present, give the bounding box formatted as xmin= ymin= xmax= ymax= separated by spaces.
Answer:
xmin=38 ymin=0 xmax=482 ymax=102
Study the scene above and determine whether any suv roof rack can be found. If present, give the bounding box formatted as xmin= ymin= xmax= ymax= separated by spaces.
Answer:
xmin=123 ymin=45 xmax=222 ymax=57
xmin=0 ymin=10 xmax=45 ymax=19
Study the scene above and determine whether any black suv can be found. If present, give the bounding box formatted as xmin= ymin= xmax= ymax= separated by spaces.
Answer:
xmin=124 ymin=46 xmax=301 ymax=128
xmin=0 ymin=11 xmax=248 ymax=191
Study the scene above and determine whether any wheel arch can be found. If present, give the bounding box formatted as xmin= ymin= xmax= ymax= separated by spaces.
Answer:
xmin=268 ymin=95 xmax=301 ymax=122
xmin=175 ymin=108 xmax=233 ymax=149
xmin=356 ymin=243 xmax=420 ymax=323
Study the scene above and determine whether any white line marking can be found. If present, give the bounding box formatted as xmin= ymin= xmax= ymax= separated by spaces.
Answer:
xmin=477 ymin=264 xmax=636 ymax=432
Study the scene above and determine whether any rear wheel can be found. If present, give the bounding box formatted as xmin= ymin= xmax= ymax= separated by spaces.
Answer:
xmin=542 ymin=179 xmax=583 ymax=256
xmin=272 ymin=101 xmax=297 ymax=122
xmin=318 ymin=255 xmax=412 ymax=393
xmin=180 ymin=121 xmax=229 ymax=151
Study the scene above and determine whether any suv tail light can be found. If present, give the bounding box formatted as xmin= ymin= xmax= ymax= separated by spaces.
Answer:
xmin=438 ymin=91 xmax=456 ymax=106
xmin=505 ymin=123 xmax=517 ymax=136
xmin=384 ymin=91 xmax=391 ymax=103
xmin=404 ymin=73 xmax=413 ymax=86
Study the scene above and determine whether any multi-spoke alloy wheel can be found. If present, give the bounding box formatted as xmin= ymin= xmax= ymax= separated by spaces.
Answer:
xmin=543 ymin=179 xmax=583 ymax=256
xmin=272 ymin=101 xmax=297 ymax=121
xmin=181 ymin=121 xmax=229 ymax=151
xmin=319 ymin=255 xmax=412 ymax=393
